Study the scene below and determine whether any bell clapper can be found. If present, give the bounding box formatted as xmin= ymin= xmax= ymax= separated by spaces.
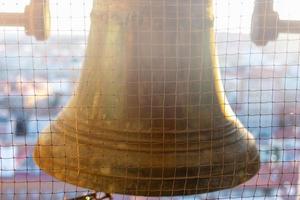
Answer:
xmin=68 ymin=192 xmax=112 ymax=200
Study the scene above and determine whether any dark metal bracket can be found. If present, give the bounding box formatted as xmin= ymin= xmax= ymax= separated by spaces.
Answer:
xmin=0 ymin=0 xmax=50 ymax=40
xmin=251 ymin=0 xmax=300 ymax=46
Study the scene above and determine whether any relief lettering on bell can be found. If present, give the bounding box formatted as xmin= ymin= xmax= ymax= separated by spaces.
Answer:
xmin=34 ymin=0 xmax=260 ymax=196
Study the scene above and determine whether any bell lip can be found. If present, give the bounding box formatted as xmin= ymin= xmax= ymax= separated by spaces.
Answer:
xmin=33 ymin=144 xmax=260 ymax=197
xmin=33 ymin=118 xmax=260 ymax=196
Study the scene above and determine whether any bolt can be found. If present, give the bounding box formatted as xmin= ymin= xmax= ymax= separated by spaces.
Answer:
xmin=251 ymin=0 xmax=300 ymax=46
xmin=0 ymin=0 xmax=50 ymax=41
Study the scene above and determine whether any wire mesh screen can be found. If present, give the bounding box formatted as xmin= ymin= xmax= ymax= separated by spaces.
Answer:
xmin=0 ymin=0 xmax=299 ymax=199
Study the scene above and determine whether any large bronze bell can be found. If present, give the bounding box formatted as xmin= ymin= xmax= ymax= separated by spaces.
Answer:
xmin=34 ymin=0 xmax=260 ymax=196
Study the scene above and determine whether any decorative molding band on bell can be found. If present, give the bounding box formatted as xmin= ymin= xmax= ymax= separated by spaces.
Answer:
xmin=34 ymin=0 xmax=260 ymax=196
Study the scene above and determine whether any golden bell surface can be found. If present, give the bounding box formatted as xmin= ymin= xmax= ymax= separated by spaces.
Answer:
xmin=34 ymin=0 xmax=260 ymax=196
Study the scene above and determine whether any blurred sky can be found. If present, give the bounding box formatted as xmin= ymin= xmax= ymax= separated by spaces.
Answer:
xmin=0 ymin=0 xmax=300 ymax=35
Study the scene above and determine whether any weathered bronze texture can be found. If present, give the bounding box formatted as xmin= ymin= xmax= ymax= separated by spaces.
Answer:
xmin=34 ymin=0 xmax=260 ymax=196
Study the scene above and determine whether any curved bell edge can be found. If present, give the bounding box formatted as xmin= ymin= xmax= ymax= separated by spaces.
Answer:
xmin=33 ymin=125 xmax=260 ymax=197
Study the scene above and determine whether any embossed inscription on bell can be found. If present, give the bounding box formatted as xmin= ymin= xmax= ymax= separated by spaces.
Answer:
xmin=34 ymin=0 xmax=260 ymax=196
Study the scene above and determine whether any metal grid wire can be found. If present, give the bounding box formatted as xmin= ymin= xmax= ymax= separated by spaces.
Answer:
xmin=0 ymin=0 xmax=299 ymax=199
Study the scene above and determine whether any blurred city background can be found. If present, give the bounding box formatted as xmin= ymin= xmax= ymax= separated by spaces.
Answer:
xmin=1 ymin=0 xmax=300 ymax=199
